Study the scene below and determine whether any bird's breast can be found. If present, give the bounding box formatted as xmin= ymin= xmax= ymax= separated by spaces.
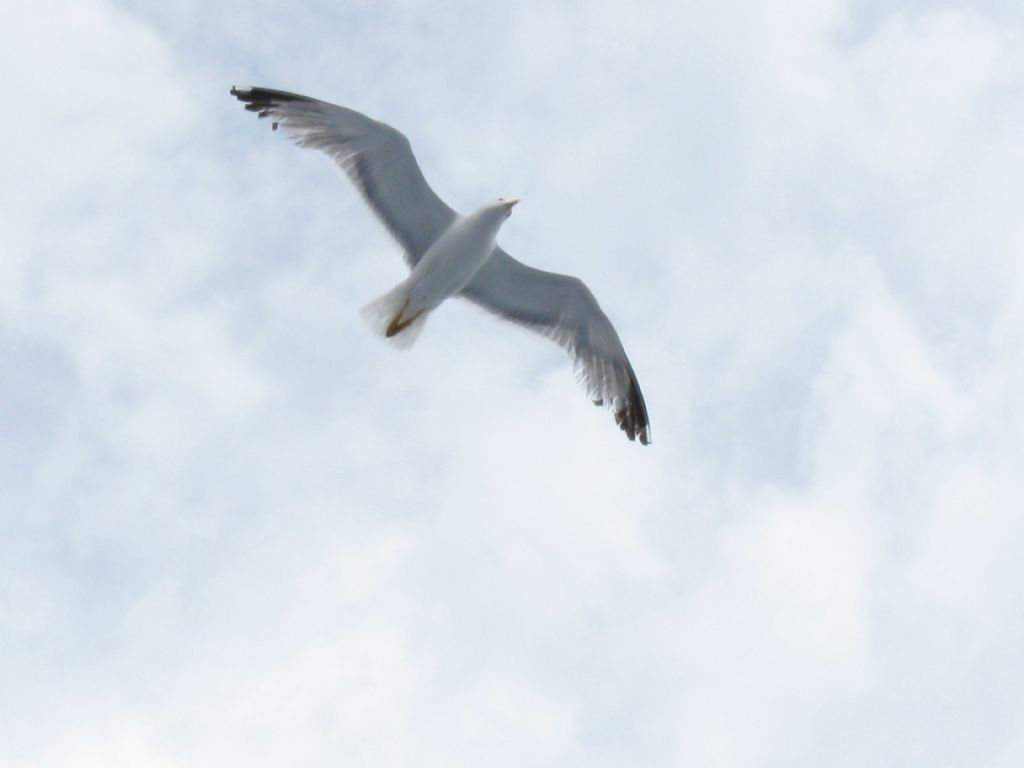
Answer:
xmin=408 ymin=218 xmax=499 ymax=308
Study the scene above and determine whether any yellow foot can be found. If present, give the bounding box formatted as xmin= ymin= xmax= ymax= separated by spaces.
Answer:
xmin=385 ymin=301 xmax=423 ymax=337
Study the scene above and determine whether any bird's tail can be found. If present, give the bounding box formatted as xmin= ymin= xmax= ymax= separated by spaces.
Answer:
xmin=360 ymin=281 xmax=429 ymax=349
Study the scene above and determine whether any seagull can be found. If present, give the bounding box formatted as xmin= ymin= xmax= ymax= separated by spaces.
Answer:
xmin=230 ymin=86 xmax=650 ymax=444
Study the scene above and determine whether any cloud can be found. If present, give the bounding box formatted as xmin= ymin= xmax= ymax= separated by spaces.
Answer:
xmin=3 ymin=0 xmax=1024 ymax=765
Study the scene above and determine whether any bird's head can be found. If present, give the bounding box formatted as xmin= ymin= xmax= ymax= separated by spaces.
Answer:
xmin=496 ymin=197 xmax=520 ymax=219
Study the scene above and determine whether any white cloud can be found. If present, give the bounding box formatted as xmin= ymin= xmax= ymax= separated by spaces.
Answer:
xmin=3 ymin=0 xmax=1024 ymax=765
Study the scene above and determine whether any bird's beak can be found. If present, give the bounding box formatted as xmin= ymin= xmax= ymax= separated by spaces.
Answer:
xmin=503 ymin=198 xmax=520 ymax=209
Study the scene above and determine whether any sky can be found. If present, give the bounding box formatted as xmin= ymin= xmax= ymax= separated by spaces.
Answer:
xmin=3 ymin=0 xmax=1024 ymax=765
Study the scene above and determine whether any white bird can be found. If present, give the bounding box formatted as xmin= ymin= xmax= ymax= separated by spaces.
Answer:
xmin=231 ymin=86 xmax=650 ymax=444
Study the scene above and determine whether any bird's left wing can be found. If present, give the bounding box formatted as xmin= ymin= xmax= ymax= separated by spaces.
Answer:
xmin=461 ymin=248 xmax=650 ymax=444
xmin=231 ymin=86 xmax=456 ymax=266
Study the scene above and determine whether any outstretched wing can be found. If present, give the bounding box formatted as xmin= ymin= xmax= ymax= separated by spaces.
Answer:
xmin=461 ymin=249 xmax=650 ymax=444
xmin=231 ymin=86 xmax=456 ymax=266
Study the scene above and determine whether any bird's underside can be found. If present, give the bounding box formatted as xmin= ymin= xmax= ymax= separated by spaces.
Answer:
xmin=230 ymin=85 xmax=650 ymax=444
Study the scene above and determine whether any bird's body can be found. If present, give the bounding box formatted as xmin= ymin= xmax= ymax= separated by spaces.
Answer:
xmin=231 ymin=86 xmax=651 ymax=444
xmin=362 ymin=199 xmax=517 ymax=346
xmin=407 ymin=200 xmax=516 ymax=316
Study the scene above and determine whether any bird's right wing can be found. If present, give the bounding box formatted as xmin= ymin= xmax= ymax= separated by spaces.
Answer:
xmin=231 ymin=86 xmax=457 ymax=266
xmin=461 ymin=248 xmax=650 ymax=444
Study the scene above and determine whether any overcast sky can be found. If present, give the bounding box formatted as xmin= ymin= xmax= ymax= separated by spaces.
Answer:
xmin=3 ymin=0 xmax=1024 ymax=765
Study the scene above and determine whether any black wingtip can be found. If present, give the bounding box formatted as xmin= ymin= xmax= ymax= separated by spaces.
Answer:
xmin=229 ymin=86 xmax=314 ymax=123
xmin=618 ymin=365 xmax=650 ymax=446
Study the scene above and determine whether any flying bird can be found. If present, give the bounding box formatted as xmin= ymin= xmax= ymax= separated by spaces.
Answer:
xmin=230 ymin=86 xmax=650 ymax=444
